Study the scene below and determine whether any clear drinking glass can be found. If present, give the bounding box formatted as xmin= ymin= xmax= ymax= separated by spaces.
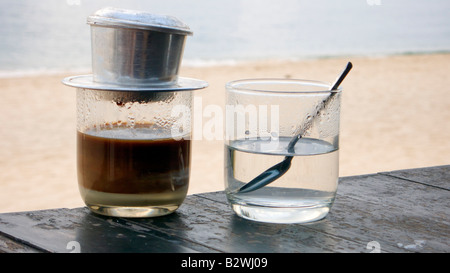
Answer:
xmin=76 ymin=89 xmax=193 ymax=217
xmin=224 ymin=79 xmax=341 ymax=224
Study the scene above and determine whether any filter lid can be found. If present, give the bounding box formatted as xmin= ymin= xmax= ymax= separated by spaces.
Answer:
xmin=87 ymin=7 xmax=193 ymax=36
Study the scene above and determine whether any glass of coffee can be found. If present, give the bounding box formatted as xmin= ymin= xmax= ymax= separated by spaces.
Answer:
xmin=76 ymin=90 xmax=194 ymax=217
xmin=63 ymin=8 xmax=207 ymax=217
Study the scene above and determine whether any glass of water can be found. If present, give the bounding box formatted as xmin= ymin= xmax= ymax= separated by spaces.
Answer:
xmin=224 ymin=79 xmax=341 ymax=224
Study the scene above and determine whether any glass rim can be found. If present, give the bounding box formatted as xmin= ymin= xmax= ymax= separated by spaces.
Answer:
xmin=225 ymin=78 xmax=341 ymax=94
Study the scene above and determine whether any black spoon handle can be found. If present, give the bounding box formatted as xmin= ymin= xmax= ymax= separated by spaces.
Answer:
xmin=287 ymin=62 xmax=352 ymax=152
xmin=286 ymin=90 xmax=335 ymax=152
xmin=331 ymin=62 xmax=353 ymax=90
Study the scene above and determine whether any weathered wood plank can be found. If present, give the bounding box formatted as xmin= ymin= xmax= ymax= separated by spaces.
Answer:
xmin=0 ymin=207 xmax=210 ymax=253
xmin=0 ymin=166 xmax=448 ymax=253
xmin=324 ymin=174 xmax=449 ymax=253
xmin=196 ymin=172 xmax=450 ymax=253
xmin=380 ymin=165 xmax=450 ymax=190
xmin=0 ymin=233 xmax=42 ymax=253
xmin=129 ymin=195 xmax=379 ymax=253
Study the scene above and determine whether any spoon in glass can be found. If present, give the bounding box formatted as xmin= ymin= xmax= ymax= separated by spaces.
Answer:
xmin=238 ymin=62 xmax=353 ymax=193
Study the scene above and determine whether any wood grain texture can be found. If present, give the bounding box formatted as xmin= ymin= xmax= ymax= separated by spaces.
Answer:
xmin=0 ymin=165 xmax=448 ymax=253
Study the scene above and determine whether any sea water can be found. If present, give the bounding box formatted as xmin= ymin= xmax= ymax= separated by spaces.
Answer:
xmin=1 ymin=0 xmax=450 ymax=75
xmin=225 ymin=137 xmax=338 ymax=223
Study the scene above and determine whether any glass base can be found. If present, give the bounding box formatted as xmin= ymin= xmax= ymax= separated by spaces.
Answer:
xmin=79 ymin=186 xmax=186 ymax=218
xmin=86 ymin=204 xmax=179 ymax=218
xmin=230 ymin=203 xmax=331 ymax=224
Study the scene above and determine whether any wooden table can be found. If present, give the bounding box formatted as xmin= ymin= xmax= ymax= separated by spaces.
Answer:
xmin=0 ymin=165 xmax=448 ymax=254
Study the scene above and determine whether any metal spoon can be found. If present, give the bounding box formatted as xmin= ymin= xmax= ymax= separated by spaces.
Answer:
xmin=238 ymin=62 xmax=353 ymax=193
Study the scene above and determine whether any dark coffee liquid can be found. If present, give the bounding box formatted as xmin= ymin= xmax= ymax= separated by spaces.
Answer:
xmin=77 ymin=126 xmax=191 ymax=195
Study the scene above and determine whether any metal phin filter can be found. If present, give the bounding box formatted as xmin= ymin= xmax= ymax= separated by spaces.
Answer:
xmin=63 ymin=7 xmax=208 ymax=94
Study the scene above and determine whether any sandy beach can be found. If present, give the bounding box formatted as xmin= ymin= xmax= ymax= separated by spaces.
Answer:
xmin=0 ymin=53 xmax=449 ymax=213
